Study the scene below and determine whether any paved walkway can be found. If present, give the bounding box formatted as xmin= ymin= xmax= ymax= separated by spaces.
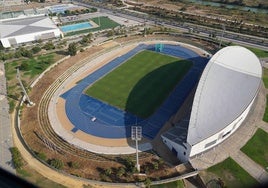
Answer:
xmin=0 ymin=63 xmax=15 ymax=174
xmin=231 ymin=150 xmax=268 ymax=183
xmin=190 ymin=82 xmax=268 ymax=184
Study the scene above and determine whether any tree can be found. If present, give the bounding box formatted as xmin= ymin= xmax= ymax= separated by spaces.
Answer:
xmin=32 ymin=46 xmax=41 ymax=54
xmin=68 ymin=43 xmax=77 ymax=56
xmin=43 ymin=41 xmax=55 ymax=50
xmin=23 ymin=50 xmax=33 ymax=58
xmin=20 ymin=62 xmax=30 ymax=71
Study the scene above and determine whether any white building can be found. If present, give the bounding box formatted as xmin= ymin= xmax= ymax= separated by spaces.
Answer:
xmin=162 ymin=46 xmax=262 ymax=162
xmin=0 ymin=15 xmax=62 ymax=48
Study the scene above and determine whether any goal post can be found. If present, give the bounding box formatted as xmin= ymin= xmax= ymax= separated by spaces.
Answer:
xmin=155 ymin=43 xmax=164 ymax=52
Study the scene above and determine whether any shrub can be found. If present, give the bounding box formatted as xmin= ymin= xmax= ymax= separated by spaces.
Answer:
xmin=68 ymin=161 xmax=80 ymax=169
xmin=153 ymin=162 xmax=159 ymax=170
xmin=43 ymin=41 xmax=55 ymax=50
xmin=36 ymin=152 xmax=47 ymax=161
xmin=144 ymin=178 xmax=152 ymax=188
xmin=116 ymin=167 xmax=125 ymax=177
xmin=10 ymin=147 xmax=24 ymax=169
xmin=0 ymin=53 xmax=9 ymax=61
xmin=14 ymin=51 xmax=22 ymax=58
xmin=20 ymin=62 xmax=30 ymax=71
xmin=23 ymin=50 xmax=33 ymax=58
xmin=49 ymin=158 xmax=64 ymax=169
xmin=104 ymin=168 xmax=112 ymax=176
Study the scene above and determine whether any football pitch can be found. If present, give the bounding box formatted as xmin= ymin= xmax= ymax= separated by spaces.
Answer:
xmin=85 ymin=50 xmax=192 ymax=118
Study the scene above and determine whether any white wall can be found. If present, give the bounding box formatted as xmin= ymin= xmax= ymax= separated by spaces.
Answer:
xmin=189 ymin=95 xmax=256 ymax=157
xmin=0 ymin=39 xmax=11 ymax=48
xmin=1 ymin=29 xmax=61 ymax=48
xmin=161 ymin=135 xmax=191 ymax=163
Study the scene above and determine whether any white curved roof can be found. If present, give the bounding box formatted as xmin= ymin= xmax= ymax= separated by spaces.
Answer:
xmin=187 ymin=46 xmax=262 ymax=145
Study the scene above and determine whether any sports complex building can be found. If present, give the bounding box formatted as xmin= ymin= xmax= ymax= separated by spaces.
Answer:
xmin=0 ymin=15 xmax=61 ymax=48
xmin=161 ymin=46 xmax=262 ymax=162
xmin=0 ymin=4 xmax=90 ymax=48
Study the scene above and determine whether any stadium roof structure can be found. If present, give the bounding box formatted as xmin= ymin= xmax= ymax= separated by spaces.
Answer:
xmin=187 ymin=46 xmax=262 ymax=146
xmin=0 ymin=15 xmax=58 ymax=38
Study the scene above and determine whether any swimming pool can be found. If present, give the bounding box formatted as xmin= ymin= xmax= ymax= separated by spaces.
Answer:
xmin=60 ymin=22 xmax=93 ymax=33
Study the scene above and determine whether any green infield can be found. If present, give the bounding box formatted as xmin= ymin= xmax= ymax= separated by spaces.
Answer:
xmin=207 ymin=157 xmax=259 ymax=188
xmin=241 ymin=128 xmax=268 ymax=171
xmin=86 ymin=50 xmax=192 ymax=118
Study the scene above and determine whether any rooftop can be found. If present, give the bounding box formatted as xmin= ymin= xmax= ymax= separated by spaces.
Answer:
xmin=0 ymin=15 xmax=58 ymax=38
xmin=187 ymin=46 xmax=262 ymax=145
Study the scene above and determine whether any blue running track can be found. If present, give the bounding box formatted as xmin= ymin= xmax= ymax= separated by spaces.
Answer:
xmin=61 ymin=44 xmax=208 ymax=139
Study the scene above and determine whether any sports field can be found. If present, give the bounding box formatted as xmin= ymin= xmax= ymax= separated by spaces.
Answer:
xmin=86 ymin=50 xmax=192 ymax=118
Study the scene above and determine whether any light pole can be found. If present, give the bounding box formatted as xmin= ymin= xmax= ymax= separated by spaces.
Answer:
xmin=16 ymin=68 xmax=34 ymax=106
xmin=131 ymin=126 xmax=142 ymax=172
xmin=218 ymin=24 xmax=226 ymax=49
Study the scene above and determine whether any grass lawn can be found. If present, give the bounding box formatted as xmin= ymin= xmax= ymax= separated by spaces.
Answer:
xmin=5 ymin=53 xmax=59 ymax=112
xmin=17 ymin=166 xmax=66 ymax=188
xmin=262 ymin=68 xmax=268 ymax=88
xmin=86 ymin=50 xmax=192 ymax=118
xmin=241 ymin=128 xmax=268 ymax=171
xmin=151 ymin=180 xmax=184 ymax=188
xmin=65 ymin=16 xmax=120 ymax=36
xmin=246 ymin=47 xmax=268 ymax=58
xmin=262 ymin=95 xmax=268 ymax=122
xmin=91 ymin=16 xmax=120 ymax=30
xmin=5 ymin=54 xmax=55 ymax=80
xmin=207 ymin=157 xmax=259 ymax=188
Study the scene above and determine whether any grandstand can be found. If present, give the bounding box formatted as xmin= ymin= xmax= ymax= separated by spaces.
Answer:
xmin=161 ymin=46 xmax=262 ymax=162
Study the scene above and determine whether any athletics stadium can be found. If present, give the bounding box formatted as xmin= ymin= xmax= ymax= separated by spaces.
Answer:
xmin=49 ymin=41 xmax=261 ymax=162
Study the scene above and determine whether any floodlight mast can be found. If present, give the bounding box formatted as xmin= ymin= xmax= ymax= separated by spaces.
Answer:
xmin=135 ymin=131 xmax=140 ymax=172
xmin=218 ymin=24 xmax=226 ymax=49
xmin=16 ymin=68 xmax=34 ymax=106
xmin=131 ymin=126 xmax=142 ymax=172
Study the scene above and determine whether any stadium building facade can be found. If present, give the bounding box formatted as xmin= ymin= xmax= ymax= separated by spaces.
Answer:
xmin=0 ymin=15 xmax=61 ymax=48
xmin=161 ymin=46 xmax=262 ymax=162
